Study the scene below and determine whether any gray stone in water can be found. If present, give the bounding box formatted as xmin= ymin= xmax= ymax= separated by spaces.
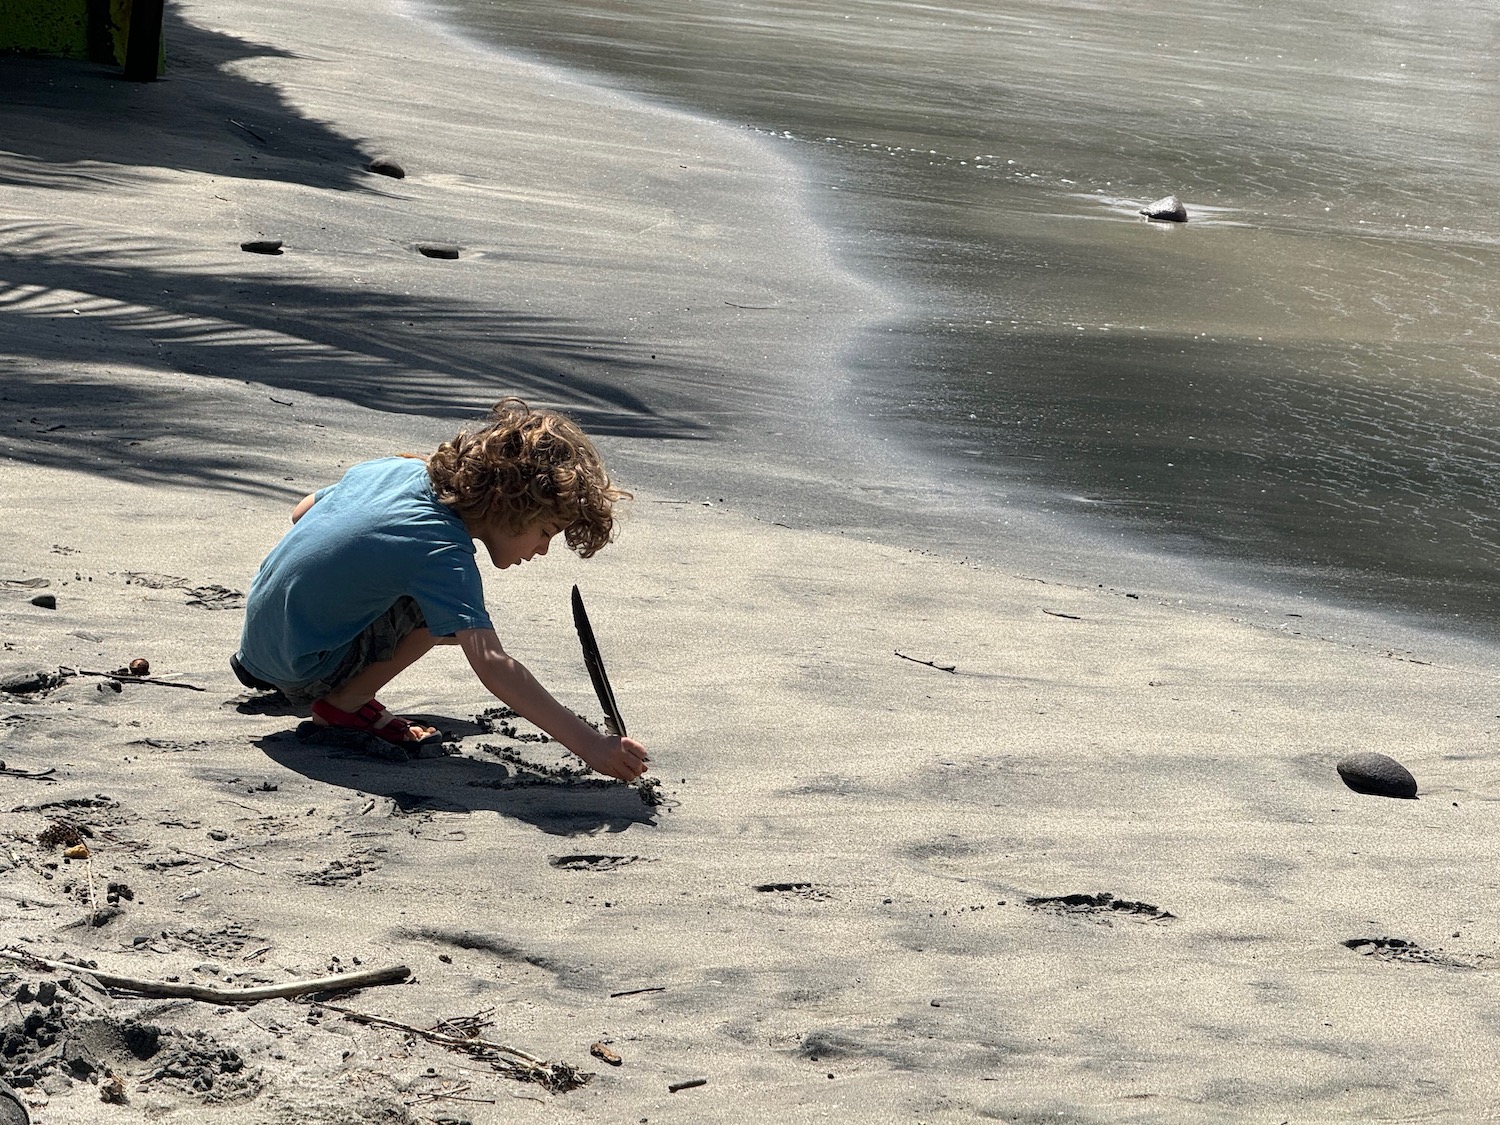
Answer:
xmin=239 ymin=239 xmax=283 ymax=255
xmin=415 ymin=243 xmax=461 ymax=260
xmin=366 ymin=156 xmax=406 ymax=179
xmin=1336 ymin=752 xmax=1418 ymax=799
xmin=1140 ymin=194 xmax=1188 ymax=223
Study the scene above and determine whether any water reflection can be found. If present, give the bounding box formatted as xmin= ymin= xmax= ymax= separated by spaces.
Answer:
xmin=432 ymin=0 xmax=1500 ymax=626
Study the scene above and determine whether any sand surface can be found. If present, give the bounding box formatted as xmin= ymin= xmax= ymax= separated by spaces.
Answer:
xmin=3 ymin=2 xmax=1500 ymax=1122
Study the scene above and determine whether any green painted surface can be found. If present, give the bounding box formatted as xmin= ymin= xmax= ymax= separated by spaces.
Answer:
xmin=0 ymin=0 xmax=161 ymax=70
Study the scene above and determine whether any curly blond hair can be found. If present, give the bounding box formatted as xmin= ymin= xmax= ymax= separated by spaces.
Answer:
xmin=427 ymin=399 xmax=628 ymax=557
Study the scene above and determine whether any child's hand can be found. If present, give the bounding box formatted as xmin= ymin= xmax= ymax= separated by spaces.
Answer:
xmin=574 ymin=732 xmax=650 ymax=782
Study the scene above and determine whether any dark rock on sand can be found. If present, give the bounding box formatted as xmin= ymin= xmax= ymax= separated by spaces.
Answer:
xmin=1336 ymin=752 xmax=1418 ymax=799
xmin=239 ymin=239 xmax=283 ymax=255
xmin=29 ymin=594 xmax=55 ymax=609
xmin=0 ymin=668 xmax=61 ymax=694
xmin=0 ymin=1077 xmax=27 ymax=1125
xmin=415 ymin=243 xmax=461 ymax=260
xmin=1140 ymin=194 xmax=1188 ymax=222
xmin=366 ymin=155 xmax=406 ymax=178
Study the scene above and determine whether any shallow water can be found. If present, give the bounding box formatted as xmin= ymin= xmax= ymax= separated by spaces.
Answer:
xmin=426 ymin=0 xmax=1500 ymax=629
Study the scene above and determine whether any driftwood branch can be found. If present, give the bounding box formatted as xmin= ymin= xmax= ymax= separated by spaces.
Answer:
xmin=0 ymin=949 xmax=409 ymax=1004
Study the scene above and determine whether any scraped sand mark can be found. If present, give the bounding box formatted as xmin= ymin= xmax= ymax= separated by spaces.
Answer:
xmin=1342 ymin=936 xmax=1490 ymax=970
xmin=1025 ymin=891 xmax=1177 ymax=924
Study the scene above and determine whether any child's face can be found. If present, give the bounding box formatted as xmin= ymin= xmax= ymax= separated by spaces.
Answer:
xmin=478 ymin=518 xmax=564 ymax=570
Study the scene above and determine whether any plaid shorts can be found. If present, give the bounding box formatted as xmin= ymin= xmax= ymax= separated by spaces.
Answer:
xmin=276 ymin=596 xmax=427 ymax=704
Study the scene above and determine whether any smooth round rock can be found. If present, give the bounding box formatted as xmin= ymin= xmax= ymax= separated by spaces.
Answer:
xmin=1336 ymin=752 xmax=1418 ymax=799
xmin=366 ymin=156 xmax=406 ymax=179
xmin=240 ymin=239 xmax=283 ymax=255
xmin=1140 ymin=194 xmax=1188 ymax=222
xmin=29 ymin=594 xmax=55 ymax=609
xmin=415 ymin=243 xmax=461 ymax=260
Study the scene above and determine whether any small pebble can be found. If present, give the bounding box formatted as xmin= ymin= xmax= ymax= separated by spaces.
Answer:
xmin=590 ymin=1042 xmax=623 ymax=1066
xmin=31 ymin=594 xmax=56 ymax=609
xmin=1336 ymin=752 xmax=1418 ymax=799
xmin=415 ymin=243 xmax=460 ymax=260
xmin=366 ymin=155 xmax=405 ymax=178
xmin=240 ymin=239 xmax=284 ymax=255
xmin=207 ymin=828 xmax=229 ymax=841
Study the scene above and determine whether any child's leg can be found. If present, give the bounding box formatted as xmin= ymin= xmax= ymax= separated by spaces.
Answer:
xmin=308 ymin=598 xmax=446 ymax=742
xmin=320 ymin=626 xmax=438 ymax=716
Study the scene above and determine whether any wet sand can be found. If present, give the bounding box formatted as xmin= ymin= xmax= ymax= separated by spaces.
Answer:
xmin=2 ymin=0 xmax=1500 ymax=1121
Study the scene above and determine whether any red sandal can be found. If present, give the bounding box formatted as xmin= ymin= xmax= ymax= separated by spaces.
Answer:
xmin=310 ymin=698 xmax=440 ymax=746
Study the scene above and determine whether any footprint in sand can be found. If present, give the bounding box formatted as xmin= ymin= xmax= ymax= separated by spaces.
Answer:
xmin=548 ymin=854 xmax=649 ymax=871
xmin=1025 ymin=891 xmax=1176 ymax=924
xmin=754 ymin=882 xmax=831 ymax=900
xmin=1343 ymin=936 xmax=1480 ymax=970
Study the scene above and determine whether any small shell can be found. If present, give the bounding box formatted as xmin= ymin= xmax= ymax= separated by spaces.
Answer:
xmin=64 ymin=843 xmax=91 ymax=860
xmin=590 ymin=1042 xmax=623 ymax=1066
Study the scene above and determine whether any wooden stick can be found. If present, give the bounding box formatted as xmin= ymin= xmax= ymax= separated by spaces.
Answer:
xmin=0 ymin=949 xmax=408 ymax=1003
xmin=0 ymin=763 xmax=55 ymax=781
xmin=894 ymin=651 xmax=957 ymax=673
xmin=62 ymin=667 xmax=207 ymax=692
xmin=319 ymin=1002 xmax=549 ymax=1068
xmin=171 ymin=846 xmax=265 ymax=876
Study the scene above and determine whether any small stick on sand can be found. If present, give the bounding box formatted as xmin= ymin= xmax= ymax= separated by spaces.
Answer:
xmin=0 ymin=948 xmax=409 ymax=1003
xmin=894 ymin=651 xmax=957 ymax=673
xmin=0 ymin=762 xmax=56 ymax=781
xmin=85 ymin=853 xmax=99 ymax=926
xmin=62 ymin=667 xmax=208 ymax=691
xmin=609 ymin=986 xmax=666 ymax=998
xmin=320 ymin=1002 xmax=549 ymax=1068
xmin=172 ymin=846 xmax=266 ymax=875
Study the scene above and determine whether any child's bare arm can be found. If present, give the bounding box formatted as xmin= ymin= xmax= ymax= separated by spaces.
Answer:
xmin=457 ymin=627 xmax=649 ymax=781
xmin=290 ymin=493 xmax=318 ymax=524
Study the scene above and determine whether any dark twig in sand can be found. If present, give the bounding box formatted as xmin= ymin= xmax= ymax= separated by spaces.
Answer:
xmin=321 ymin=1002 xmax=591 ymax=1092
xmin=1042 ymin=609 xmax=1082 ymax=620
xmin=669 ymin=1077 xmax=708 ymax=1092
xmin=228 ymin=118 xmax=266 ymax=143
xmin=0 ymin=948 xmax=410 ymax=1003
xmin=894 ymin=651 xmax=957 ymax=673
xmin=0 ymin=761 xmax=56 ymax=781
xmin=62 ymin=667 xmax=207 ymax=691
xmin=609 ymin=986 xmax=666 ymax=998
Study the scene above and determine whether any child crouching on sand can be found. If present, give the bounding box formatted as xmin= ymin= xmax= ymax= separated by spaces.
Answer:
xmin=231 ymin=398 xmax=649 ymax=782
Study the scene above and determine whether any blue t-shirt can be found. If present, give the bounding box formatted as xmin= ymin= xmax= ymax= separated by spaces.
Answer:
xmin=238 ymin=457 xmax=492 ymax=686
